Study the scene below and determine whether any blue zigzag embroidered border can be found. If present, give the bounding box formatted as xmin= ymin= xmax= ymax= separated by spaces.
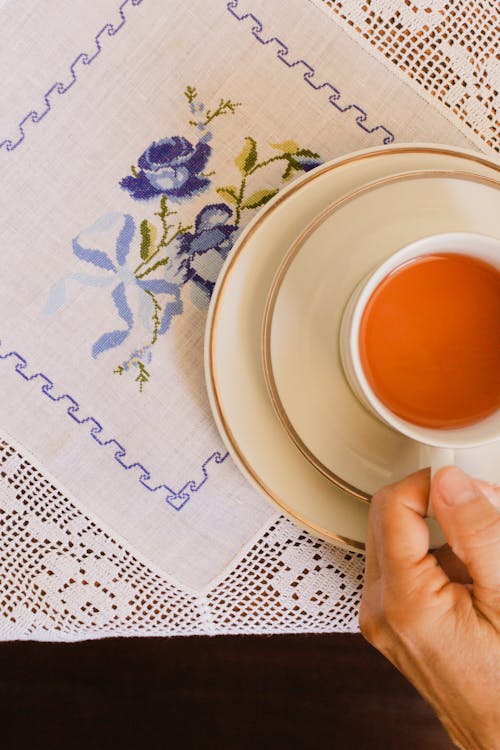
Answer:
xmin=0 ymin=347 xmax=229 ymax=511
xmin=227 ymin=1 xmax=395 ymax=144
xmin=1 ymin=0 xmax=394 ymax=154
xmin=0 ymin=0 xmax=144 ymax=154
xmin=0 ymin=0 xmax=393 ymax=505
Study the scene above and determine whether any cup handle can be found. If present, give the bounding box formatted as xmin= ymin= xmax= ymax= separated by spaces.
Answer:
xmin=419 ymin=445 xmax=455 ymax=517
xmin=419 ymin=445 xmax=455 ymax=476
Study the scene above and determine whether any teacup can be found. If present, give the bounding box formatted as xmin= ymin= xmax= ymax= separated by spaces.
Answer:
xmin=339 ymin=232 xmax=500 ymax=480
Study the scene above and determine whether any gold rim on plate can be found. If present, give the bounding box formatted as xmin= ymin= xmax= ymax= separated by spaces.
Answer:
xmin=262 ymin=169 xmax=500 ymax=503
xmin=207 ymin=145 xmax=500 ymax=550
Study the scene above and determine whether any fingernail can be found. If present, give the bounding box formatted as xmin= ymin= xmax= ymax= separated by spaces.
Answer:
xmin=437 ymin=467 xmax=477 ymax=506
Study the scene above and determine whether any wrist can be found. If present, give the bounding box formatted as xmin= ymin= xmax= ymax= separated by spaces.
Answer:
xmin=439 ymin=704 xmax=500 ymax=750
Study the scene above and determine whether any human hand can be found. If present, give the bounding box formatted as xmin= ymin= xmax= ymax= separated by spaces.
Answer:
xmin=359 ymin=467 xmax=500 ymax=750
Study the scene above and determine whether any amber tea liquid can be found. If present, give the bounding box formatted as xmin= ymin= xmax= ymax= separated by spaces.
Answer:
xmin=359 ymin=253 xmax=500 ymax=429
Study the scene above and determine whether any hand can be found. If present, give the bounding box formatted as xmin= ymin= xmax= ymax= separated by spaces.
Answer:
xmin=359 ymin=467 xmax=500 ymax=750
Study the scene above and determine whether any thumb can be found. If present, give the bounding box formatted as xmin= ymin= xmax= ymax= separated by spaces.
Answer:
xmin=431 ymin=467 xmax=500 ymax=604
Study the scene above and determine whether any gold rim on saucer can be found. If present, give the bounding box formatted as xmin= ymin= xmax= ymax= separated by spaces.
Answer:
xmin=262 ymin=169 xmax=500 ymax=503
xmin=207 ymin=145 xmax=500 ymax=550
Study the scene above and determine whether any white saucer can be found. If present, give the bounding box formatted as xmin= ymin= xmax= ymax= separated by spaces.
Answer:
xmin=205 ymin=144 xmax=500 ymax=551
xmin=263 ymin=170 xmax=500 ymax=499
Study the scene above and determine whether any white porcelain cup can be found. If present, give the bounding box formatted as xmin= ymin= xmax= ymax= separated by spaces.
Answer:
xmin=339 ymin=232 xmax=500 ymax=486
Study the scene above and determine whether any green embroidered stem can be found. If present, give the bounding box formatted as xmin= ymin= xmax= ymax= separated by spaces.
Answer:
xmin=232 ymin=155 xmax=291 ymax=220
xmin=202 ymin=98 xmax=241 ymax=126
xmin=225 ymin=138 xmax=316 ymax=221
xmin=156 ymin=195 xmax=177 ymax=249
xmin=145 ymin=290 xmax=162 ymax=346
xmin=134 ymin=196 xmax=177 ymax=276
xmin=136 ymin=256 xmax=170 ymax=279
xmin=135 ymin=362 xmax=151 ymax=392
xmin=135 ymin=239 xmax=169 ymax=276
xmin=234 ymin=176 xmax=247 ymax=224
xmin=186 ymin=88 xmax=241 ymax=128
xmin=184 ymin=85 xmax=197 ymax=103
xmin=136 ymin=222 xmax=191 ymax=278
xmin=247 ymin=154 xmax=289 ymax=175
xmin=114 ymin=345 xmax=152 ymax=392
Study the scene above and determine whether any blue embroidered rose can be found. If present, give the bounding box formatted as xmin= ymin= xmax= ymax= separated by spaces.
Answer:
xmin=120 ymin=136 xmax=211 ymax=202
xmin=295 ymin=153 xmax=323 ymax=171
xmin=176 ymin=203 xmax=238 ymax=301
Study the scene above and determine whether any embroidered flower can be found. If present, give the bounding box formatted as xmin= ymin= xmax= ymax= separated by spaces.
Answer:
xmin=176 ymin=203 xmax=239 ymax=301
xmin=120 ymin=136 xmax=211 ymax=202
xmin=294 ymin=153 xmax=323 ymax=171
xmin=45 ymin=85 xmax=324 ymax=392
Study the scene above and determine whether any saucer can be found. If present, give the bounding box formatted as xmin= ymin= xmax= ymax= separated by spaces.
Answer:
xmin=263 ymin=170 xmax=500 ymax=499
xmin=205 ymin=144 xmax=500 ymax=551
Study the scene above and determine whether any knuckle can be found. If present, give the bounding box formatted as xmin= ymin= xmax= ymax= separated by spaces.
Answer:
xmin=371 ymin=485 xmax=392 ymax=504
xmin=370 ymin=486 xmax=396 ymax=516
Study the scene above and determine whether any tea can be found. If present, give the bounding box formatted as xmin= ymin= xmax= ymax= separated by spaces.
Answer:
xmin=359 ymin=252 xmax=500 ymax=429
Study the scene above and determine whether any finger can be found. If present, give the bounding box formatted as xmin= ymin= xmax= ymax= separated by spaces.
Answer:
xmin=359 ymin=513 xmax=381 ymax=640
xmin=359 ymin=494 xmax=384 ymax=639
xmin=371 ymin=469 xmax=433 ymax=578
xmin=431 ymin=480 xmax=499 ymax=583
xmin=426 ymin=476 xmax=499 ymax=516
xmin=364 ymin=500 xmax=381 ymax=587
xmin=431 ymin=467 xmax=500 ymax=596
xmin=435 ymin=480 xmax=500 ymax=585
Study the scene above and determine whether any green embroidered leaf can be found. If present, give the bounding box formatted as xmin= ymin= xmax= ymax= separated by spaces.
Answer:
xmin=184 ymin=85 xmax=197 ymax=103
xmin=205 ymin=99 xmax=242 ymax=125
xmin=241 ymin=188 xmax=279 ymax=209
xmin=295 ymin=148 xmax=321 ymax=158
xmin=216 ymin=186 xmax=239 ymax=205
xmin=135 ymin=362 xmax=151 ymax=392
xmin=269 ymin=140 xmax=299 ymax=154
xmin=235 ymin=137 xmax=257 ymax=174
xmin=139 ymin=219 xmax=157 ymax=261
xmin=281 ymin=156 xmax=302 ymax=180
xmin=140 ymin=257 xmax=170 ymax=278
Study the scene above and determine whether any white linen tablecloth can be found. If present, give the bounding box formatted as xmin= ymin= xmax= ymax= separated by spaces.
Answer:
xmin=0 ymin=0 xmax=494 ymax=640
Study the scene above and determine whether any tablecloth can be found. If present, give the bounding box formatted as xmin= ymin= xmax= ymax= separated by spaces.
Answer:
xmin=0 ymin=0 xmax=495 ymax=640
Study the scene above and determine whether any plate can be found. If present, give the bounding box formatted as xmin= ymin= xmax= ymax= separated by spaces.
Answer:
xmin=263 ymin=170 xmax=500 ymax=499
xmin=205 ymin=144 xmax=500 ymax=551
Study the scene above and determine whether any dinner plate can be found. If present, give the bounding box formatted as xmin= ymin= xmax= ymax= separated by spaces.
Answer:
xmin=263 ymin=170 xmax=500 ymax=500
xmin=205 ymin=144 xmax=500 ymax=551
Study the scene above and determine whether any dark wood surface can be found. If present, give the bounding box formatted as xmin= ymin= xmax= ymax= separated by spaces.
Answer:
xmin=0 ymin=634 xmax=453 ymax=749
